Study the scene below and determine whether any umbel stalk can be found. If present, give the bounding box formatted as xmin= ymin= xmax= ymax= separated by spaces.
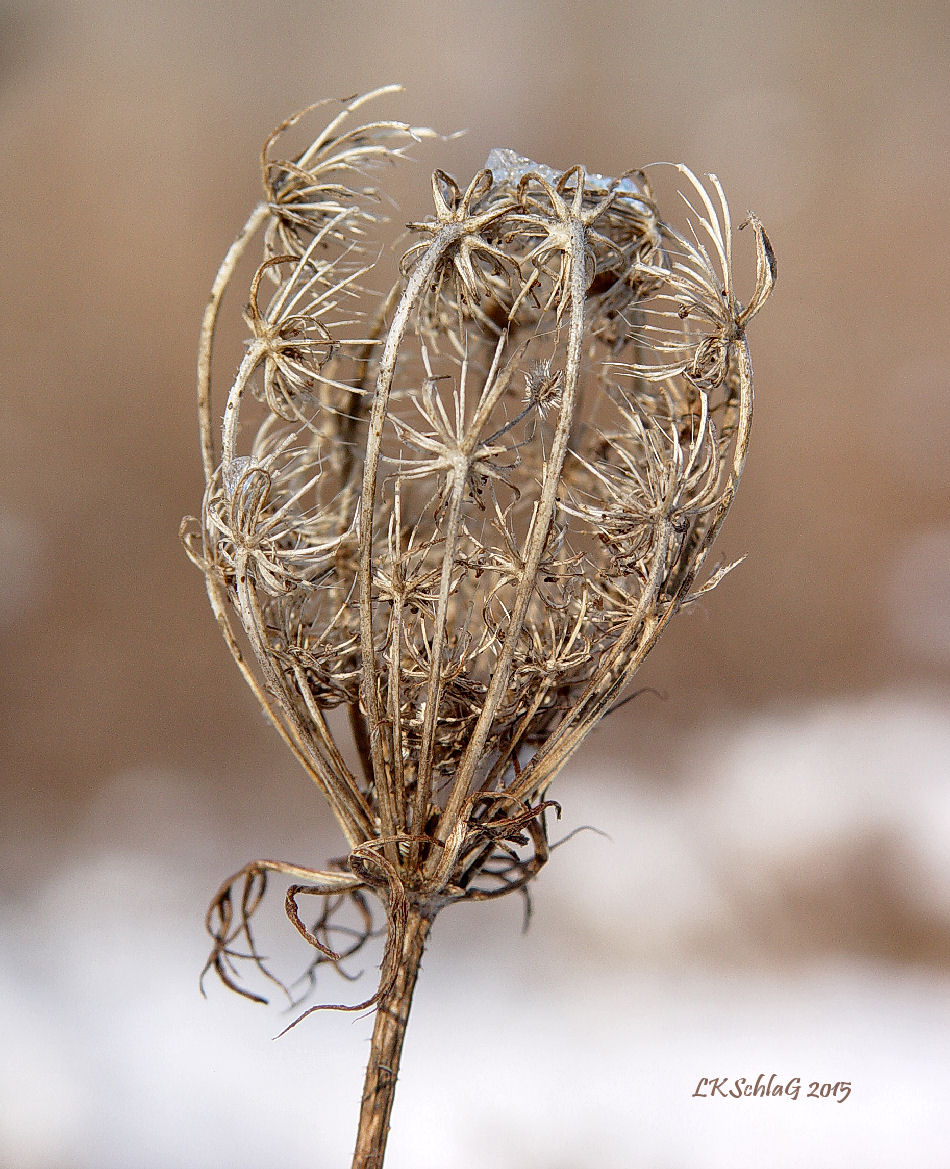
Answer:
xmin=183 ymin=88 xmax=773 ymax=1166
xmin=351 ymin=906 xmax=431 ymax=1168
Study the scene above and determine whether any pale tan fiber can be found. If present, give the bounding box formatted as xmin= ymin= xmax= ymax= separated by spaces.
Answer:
xmin=182 ymin=88 xmax=775 ymax=1167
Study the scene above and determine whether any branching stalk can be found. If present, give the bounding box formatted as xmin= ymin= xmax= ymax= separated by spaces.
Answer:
xmin=351 ymin=906 xmax=432 ymax=1169
xmin=184 ymin=90 xmax=774 ymax=1168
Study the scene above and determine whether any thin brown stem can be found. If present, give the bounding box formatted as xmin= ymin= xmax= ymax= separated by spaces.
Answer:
xmin=358 ymin=228 xmax=460 ymax=866
xmin=351 ymin=905 xmax=432 ymax=1169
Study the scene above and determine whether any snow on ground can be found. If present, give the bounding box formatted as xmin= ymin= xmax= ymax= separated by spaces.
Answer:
xmin=3 ymin=689 xmax=950 ymax=1168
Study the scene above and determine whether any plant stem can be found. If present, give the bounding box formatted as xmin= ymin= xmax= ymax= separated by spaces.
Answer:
xmin=351 ymin=905 xmax=432 ymax=1169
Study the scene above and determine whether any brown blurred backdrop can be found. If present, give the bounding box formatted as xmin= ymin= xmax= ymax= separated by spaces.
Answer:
xmin=1 ymin=2 xmax=949 ymax=1163
xmin=2 ymin=0 xmax=947 ymax=841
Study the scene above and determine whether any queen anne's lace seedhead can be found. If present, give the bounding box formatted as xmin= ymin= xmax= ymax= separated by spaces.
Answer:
xmin=182 ymin=87 xmax=774 ymax=1022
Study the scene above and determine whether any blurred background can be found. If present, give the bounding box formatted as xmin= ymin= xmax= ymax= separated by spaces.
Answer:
xmin=2 ymin=1 xmax=949 ymax=1165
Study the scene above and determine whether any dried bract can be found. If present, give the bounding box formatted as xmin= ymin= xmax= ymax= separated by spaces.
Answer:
xmin=183 ymin=87 xmax=774 ymax=1167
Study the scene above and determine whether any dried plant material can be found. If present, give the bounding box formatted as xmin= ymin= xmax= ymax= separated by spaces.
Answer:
xmin=182 ymin=86 xmax=775 ymax=1167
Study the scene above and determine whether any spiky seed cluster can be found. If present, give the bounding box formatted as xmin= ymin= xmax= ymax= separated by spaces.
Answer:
xmin=183 ymin=88 xmax=775 ymax=1015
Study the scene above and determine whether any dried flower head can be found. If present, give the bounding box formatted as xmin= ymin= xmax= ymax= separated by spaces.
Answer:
xmin=182 ymin=87 xmax=774 ymax=1166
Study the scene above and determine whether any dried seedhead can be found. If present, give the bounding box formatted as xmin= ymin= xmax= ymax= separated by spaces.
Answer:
xmin=184 ymin=88 xmax=774 ymax=1023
